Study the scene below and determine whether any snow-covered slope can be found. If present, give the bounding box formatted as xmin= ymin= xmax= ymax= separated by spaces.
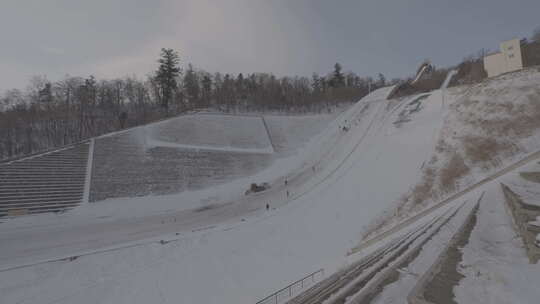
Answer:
xmin=0 ymin=85 xmax=452 ymax=304
xmin=3 ymin=68 xmax=540 ymax=304
xmin=89 ymin=111 xmax=339 ymax=202
xmin=147 ymin=114 xmax=274 ymax=153
xmin=367 ymin=67 xmax=540 ymax=238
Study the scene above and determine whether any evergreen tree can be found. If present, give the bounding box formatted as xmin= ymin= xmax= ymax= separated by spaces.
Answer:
xmin=183 ymin=64 xmax=200 ymax=106
xmin=155 ymin=48 xmax=181 ymax=111
xmin=330 ymin=63 xmax=345 ymax=88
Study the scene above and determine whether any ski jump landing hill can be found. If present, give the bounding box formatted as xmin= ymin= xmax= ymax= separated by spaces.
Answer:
xmin=4 ymin=68 xmax=540 ymax=304
xmin=1 ymin=84 xmax=445 ymax=304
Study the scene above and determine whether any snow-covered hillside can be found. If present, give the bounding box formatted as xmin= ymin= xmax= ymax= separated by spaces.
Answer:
xmin=0 ymin=85 xmax=437 ymax=303
xmin=89 ymin=111 xmax=338 ymax=202
xmin=2 ymin=68 xmax=540 ymax=304
xmin=148 ymin=114 xmax=274 ymax=153
xmin=366 ymin=67 xmax=540 ymax=238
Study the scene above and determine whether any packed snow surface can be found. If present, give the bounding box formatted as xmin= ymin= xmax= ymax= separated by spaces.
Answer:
xmin=148 ymin=113 xmax=273 ymax=152
xmin=440 ymin=69 xmax=457 ymax=89
xmin=454 ymin=183 xmax=540 ymax=304
xmin=264 ymin=114 xmax=337 ymax=154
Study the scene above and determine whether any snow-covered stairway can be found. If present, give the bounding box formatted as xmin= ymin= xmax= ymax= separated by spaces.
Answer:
xmin=407 ymin=200 xmax=480 ymax=304
xmin=286 ymin=203 xmax=464 ymax=304
xmin=0 ymin=142 xmax=92 ymax=217
xmin=501 ymin=183 xmax=540 ymax=263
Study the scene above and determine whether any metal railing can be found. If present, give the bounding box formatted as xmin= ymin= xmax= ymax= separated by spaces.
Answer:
xmin=256 ymin=268 xmax=324 ymax=304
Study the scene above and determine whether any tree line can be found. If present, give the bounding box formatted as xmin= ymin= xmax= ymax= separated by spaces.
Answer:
xmin=0 ymin=49 xmax=388 ymax=160
xmin=3 ymin=25 xmax=539 ymax=161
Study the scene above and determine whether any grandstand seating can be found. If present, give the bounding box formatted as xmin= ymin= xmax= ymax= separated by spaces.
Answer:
xmin=0 ymin=142 xmax=90 ymax=216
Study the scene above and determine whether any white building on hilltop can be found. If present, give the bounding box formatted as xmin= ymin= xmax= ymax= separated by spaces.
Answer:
xmin=484 ymin=38 xmax=523 ymax=77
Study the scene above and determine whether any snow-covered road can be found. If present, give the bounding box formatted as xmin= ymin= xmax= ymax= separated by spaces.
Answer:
xmin=0 ymin=201 xmax=254 ymax=270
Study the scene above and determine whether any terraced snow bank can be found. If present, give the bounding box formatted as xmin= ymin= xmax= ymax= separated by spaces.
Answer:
xmin=264 ymin=114 xmax=337 ymax=154
xmin=90 ymin=128 xmax=272 ymax=202
xmin=89 ymin=112 xmax=339 ymax=203
xmin=147 ymin=114 xmax=274 ymax=153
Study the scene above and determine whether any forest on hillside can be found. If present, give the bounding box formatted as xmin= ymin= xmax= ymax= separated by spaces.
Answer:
xmin=0 ymin=51 xmax=389 ymax=160
xmin=1 ymin=26 xmax=539 ymax=161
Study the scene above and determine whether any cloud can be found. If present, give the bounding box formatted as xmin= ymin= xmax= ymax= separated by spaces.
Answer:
xmin=74 ymin=0 xmax=312 ymax=80
xmin=79 ymin=38 xmax=171 ymax=79
xmin=40 ymin=46 xmax=66 ymax=56
xmin=0 ymin=61 xmax=35 ymax=93
xmin=161 ymin=0 xmax=316 ymax=75
xmin=3 ymin=0 xmax=540 ymax=94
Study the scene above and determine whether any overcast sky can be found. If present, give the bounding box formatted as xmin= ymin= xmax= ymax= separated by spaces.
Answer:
xmin=1 ymin=0 xmax=539 ymax=93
